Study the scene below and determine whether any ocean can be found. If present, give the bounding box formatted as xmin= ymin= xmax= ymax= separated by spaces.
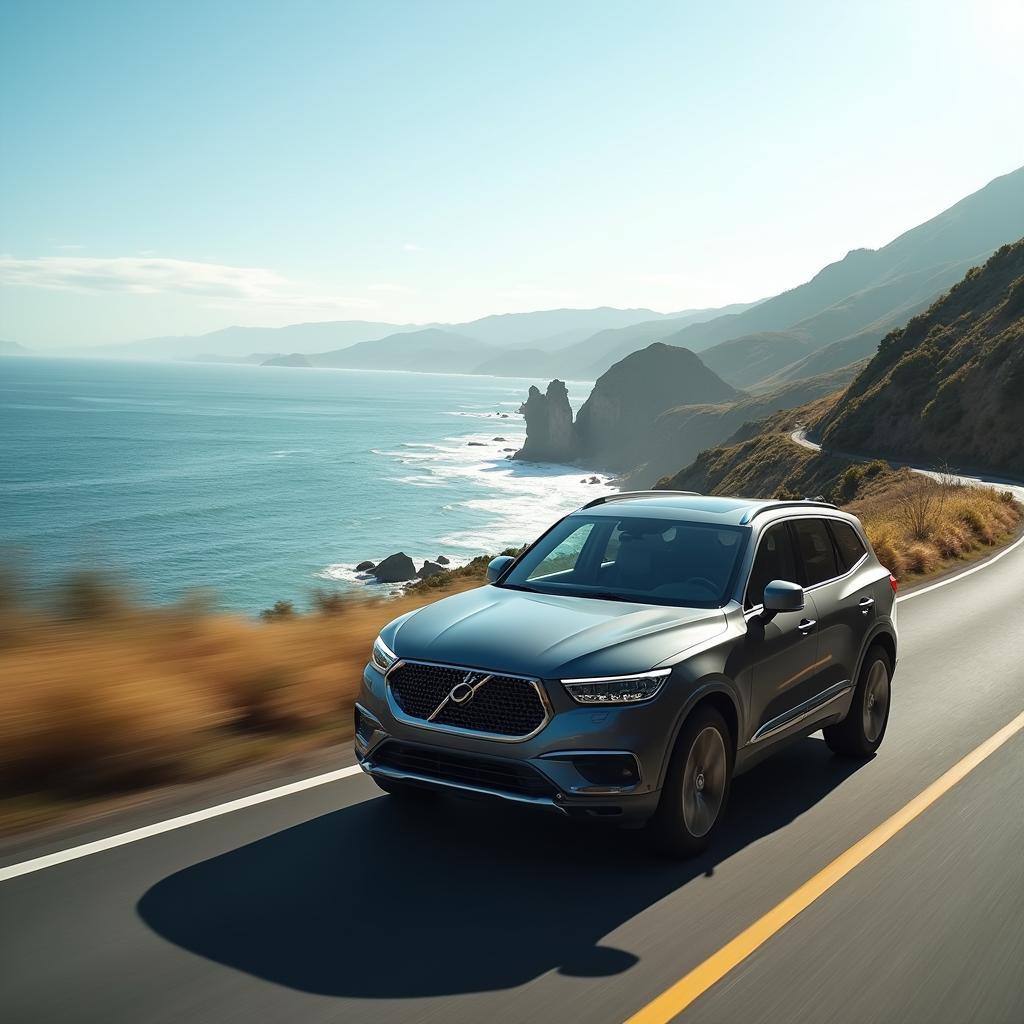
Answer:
xmin=0 ymin=357 xmax=611 ymax=613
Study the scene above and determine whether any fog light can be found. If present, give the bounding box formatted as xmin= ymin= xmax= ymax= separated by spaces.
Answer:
xmin=571 ymin=753 xmax=641 ymax=787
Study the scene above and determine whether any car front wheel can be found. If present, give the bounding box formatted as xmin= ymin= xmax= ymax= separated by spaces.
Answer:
xmin=649 ymin=706 xmax=733 ymax=858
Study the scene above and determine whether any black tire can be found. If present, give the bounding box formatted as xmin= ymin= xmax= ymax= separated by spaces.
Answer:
xmin=824 ymin=645 xmax=892 ymax=759
xmin=648 ymin=706 xmax=733 ymax=859
xmin=372 ymin=776 xmax=433 ymax=800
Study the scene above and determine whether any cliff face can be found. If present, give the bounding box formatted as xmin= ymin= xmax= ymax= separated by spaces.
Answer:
xmin=818 ymin=239 xmax=1024 ymax=475
xmin=513 ymin=380 xmax=575 ymax=463
xmin=573 ymin=343 xmax=740 ymax=469
xmin=514 ymin=343 xmax=741 ymax=472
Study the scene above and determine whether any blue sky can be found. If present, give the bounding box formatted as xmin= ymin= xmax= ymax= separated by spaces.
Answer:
xmin=1 ymin=0 xmax=1022 ymax=347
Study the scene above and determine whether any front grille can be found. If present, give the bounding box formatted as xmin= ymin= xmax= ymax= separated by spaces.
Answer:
xmin=388 ymin=661 xmax=548 ymax=739
xmin=372 ymin=740 xmax=556 ymax=797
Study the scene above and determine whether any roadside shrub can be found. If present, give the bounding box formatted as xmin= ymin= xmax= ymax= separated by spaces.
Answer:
xmin=864 ymin=525 xmax=906 ymax=576
xmin=893 ymin=479 xmax=946 ymax=541
xmin=57 ymin=571 xmax=129 ymax=621
xmin=260 ymin=599 xmax=296 ymax=621
xmin=902 ymin=542 xmax=937 ymax=576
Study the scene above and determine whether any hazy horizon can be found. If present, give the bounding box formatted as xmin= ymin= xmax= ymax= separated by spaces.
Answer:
xmin=2 ymin=0 xmax=1023 ymax=348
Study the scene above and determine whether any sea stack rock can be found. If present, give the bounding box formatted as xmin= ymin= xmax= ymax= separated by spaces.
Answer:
xmin=513 ymin=379 xmax=576 ymax=462
xmin=371 ymin=552 xmax=418 ymax=583
xmin=355 ymin=560 xmax=376 ymax=572
xmin=572 ymin=343 xmax=740 ymax=468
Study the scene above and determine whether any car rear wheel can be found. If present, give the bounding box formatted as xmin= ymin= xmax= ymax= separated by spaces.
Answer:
xmin=824 ymin=646 xmax=892 ymax=758
xmin=649 ymin=706 xmax=733 ymax=858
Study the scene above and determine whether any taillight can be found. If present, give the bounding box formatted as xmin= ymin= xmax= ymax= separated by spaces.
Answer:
xmin=889 ymin=573 xmax=899 ymax=593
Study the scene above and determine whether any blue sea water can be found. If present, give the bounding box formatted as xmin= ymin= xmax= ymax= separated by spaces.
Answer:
xmin=0 ymin=357 xmax=612 ymax=613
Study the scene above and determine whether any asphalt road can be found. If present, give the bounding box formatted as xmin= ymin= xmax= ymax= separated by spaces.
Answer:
xmin=2 ymin=481 xmax=1023 ymax=1022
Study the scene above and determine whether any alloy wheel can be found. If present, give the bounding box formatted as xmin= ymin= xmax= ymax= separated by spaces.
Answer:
xmin=681 ymin=725 xmax=727 ymax=837
xmin=862 ymin=659 xmax=890 ymax=744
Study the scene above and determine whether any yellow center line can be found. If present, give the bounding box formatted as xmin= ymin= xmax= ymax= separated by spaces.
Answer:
xmin=625 ymin=708 xmax=1024 ymax=1024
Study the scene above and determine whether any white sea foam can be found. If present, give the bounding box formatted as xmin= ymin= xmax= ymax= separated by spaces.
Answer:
xmin=322 ymin=400 xmax=615 ymax=593
xmin=372 ymin=426 xmax=615 ymax=554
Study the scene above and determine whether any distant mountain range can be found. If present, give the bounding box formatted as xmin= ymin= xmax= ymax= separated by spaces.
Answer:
xmin=21 ymin=165 xmax=1024 ymax=395
xmin=69 ymin=304 xmax=759 ymax=373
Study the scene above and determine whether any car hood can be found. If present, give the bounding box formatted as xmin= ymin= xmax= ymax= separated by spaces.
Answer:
xmin=387 ymin=584 xmax=727 ymax=679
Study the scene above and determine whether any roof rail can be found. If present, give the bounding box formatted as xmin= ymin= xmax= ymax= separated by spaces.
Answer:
xmin=581 ymin=489 xmax=701 ymax=510
xmin=740 ymin=499 xmax=838 ymax=525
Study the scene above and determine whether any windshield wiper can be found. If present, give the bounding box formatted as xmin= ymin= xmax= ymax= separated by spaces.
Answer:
xmin=498 ymin=583 xmax=540 ymax=594
xmin=578 ymin=590 xmax=636 ymax=603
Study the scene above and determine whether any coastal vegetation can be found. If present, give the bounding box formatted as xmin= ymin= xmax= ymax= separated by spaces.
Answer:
xmin=818 ymin=239 xmax=1024 ymax=474
xmin=0 ymin=569 xmax=477 ymax=834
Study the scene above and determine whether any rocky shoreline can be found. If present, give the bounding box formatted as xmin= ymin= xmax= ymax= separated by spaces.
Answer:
xmin=353 ymin=551 xmax=452 ymax=585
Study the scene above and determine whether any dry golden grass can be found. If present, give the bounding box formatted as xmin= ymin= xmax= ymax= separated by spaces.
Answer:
xmin=0 ymin=576 xmax=478 ymax=823
xmin=850 ymin=477 xmax=1020 ymax=581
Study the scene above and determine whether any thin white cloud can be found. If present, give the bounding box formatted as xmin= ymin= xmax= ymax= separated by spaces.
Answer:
xmin=365 ymin=282 xmax=419 ymax=295
xmin=0 ymin=255 xmax=371 ymax=311
xmin=402 ymin=242 xmax=419 ymax=252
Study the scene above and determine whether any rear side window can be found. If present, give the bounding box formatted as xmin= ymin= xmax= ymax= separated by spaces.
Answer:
xmin=746 ymin=523 xmax=799 ymax=608
xmin=792 ymin=518 xmax=841 ymax=586
xmin=829 ymin=520 xmax=867 ymax=572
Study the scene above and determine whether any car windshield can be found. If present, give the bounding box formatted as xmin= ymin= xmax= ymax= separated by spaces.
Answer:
xmin=500 ymin=514 xmax=748 ymax=607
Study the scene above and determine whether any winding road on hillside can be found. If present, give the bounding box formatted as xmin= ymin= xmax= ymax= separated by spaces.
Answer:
xmin=2 ymin=454 xmax=1024 ymax=1024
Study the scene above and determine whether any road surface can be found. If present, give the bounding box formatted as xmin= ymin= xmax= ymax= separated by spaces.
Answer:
xmin=2 ymin=471 xmax=1023 ymax=1023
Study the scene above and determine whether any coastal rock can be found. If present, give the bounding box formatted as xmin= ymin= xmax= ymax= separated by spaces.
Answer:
xmin=435 ymin=555 xmax=450 ymax=565
xmin=572 ymin=343 xmax=740 ymax=469
xmin=513 ymin=379 xmax=576 ymax=462
xmin=492 ymin=436 xmax=507 ymax=441
xmin=467 ymin=441 xmax=486 ymax=447
xmin=371 ymin=552 xmax=418 ymax=583
xmin=355 ymin=560 xmax=376 ymax=572
xmin=417 ymin=560 xmax=448 ymax=579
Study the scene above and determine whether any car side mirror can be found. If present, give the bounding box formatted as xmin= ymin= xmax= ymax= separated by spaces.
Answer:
xmin=761 ymin=580 xmax=805 ymax=622
xmin=486 ymin=555 xmax=515 ymax=583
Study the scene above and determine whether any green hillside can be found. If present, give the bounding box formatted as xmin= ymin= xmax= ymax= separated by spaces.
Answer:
xmin=818 ymin=239 xmax=1024 ymax=475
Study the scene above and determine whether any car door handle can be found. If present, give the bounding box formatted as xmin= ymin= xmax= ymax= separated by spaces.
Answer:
xmin=858 ymin=597 xmax=875 ymax=614
xmin=798 ymin=618 xmax=817 ymax=634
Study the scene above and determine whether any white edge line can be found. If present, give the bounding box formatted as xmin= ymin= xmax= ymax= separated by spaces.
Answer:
xmin=0 ymin=764 xmax=363 ymax=882
xmin=4 ymin=488 xmax=1023 ymax=883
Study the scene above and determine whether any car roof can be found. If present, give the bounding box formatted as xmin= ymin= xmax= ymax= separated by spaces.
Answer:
xmin=570 ymin=492 xmax=851 ymax=528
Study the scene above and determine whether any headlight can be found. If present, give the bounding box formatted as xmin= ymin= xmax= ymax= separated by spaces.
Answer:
xmin=371 ymin=634 xmax=397 ymax=673
xmin=561 ymin=668 xmax=670 ymax=704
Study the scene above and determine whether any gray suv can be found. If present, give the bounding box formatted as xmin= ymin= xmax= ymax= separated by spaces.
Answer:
xmin=355 ymin=492 xmax=898 ymax=857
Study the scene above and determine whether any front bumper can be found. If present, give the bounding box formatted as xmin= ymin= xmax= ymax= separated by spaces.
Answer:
xmin=355 ymin=662 xmax=671 ymax=824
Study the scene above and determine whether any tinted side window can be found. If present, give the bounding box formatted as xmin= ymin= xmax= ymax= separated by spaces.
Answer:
xmin=829 ymin=520 xmax=867 ymax=572
xmin=746 ymin=523 xmax=799 ymax=608
xmin=792 ymin=518 xmax=841 ymax=586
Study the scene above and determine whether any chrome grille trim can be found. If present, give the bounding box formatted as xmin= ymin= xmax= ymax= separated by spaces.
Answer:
xmin=384 ymin=658 xmax=552 ymax=742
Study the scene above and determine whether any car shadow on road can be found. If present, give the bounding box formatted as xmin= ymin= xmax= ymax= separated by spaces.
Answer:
xmin=138 ymin=737 xmax=865 ymax=998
